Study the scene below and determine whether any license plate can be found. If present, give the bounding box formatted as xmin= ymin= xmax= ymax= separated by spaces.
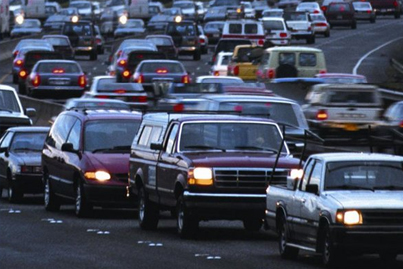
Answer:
xmin=213 ymin=34 xmax=219 ymax=38
xmin=344 ymin=124 xmax=358 ymax=131
xmin=50 ymin=80 xmax=68 ymax=85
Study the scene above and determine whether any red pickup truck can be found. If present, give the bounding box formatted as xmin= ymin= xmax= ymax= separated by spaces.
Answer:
xmin=370 ymin=0 xmax=401 ymax=18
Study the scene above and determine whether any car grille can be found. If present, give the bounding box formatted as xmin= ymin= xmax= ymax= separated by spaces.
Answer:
xmin=213 ymin=168 xmax=289 ymax=189
xmin=361 ymin=210 xmax=403 ymax=226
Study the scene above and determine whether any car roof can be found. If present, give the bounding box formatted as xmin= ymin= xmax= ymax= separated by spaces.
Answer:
xmin=311 ymin=152 xmax=403 ymax=162
xmin=6 ymin=126 xmax=50 ymax=132
xmin=265 ymin=46 xmax=323 ymax=53
xmin=261 ymin=17 xmax=286 ymax=21
xmin=202 ymin=94 xmax=297 ymax=104
xmin=60 ymin=109 xmax=142 ymax=121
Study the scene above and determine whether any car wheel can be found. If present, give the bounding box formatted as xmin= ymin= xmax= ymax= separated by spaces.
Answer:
xmin=177 ymin=194 xmax=198 ymax=239
xmin=193 ymin=50 xmax=201 ymax=61
xmin=8 ymin=179 xmax=23 ymax=203
xmin=75 ymin=182 xmax=92 ymax=217
xmin=321 ymin=223 xmax=341 ymax=267
xmin=98 ymin=47 xmax=104 ymax=55
xmin=395 ymin=12 xmax=401 ymax=19
xmin=243 ymin=217 xmax=263 ymax=231
xmin=278 ymin=216 xmax=299 ymax=259
xmin=202 ymin=46 xmax=208 ymax=54
xmin=44 ymin=175 xmax=60 ymax=212
xmin=370 ymin=18 xmax=376 ymax=23
xmin=138 ymin=186 xmax=159 ymax=230
xmin=306 ymin=35 xmax=315 ymax=44
xmin=351 ymin=21 xmax=357 ymax=29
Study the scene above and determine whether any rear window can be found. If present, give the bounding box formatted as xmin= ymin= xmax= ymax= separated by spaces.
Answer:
xmin=279 ymin=53 xmax=296 ymax=65
xmin=284 ymin=13 xmax=307 ymax=21
xmin=147 ymin=37 xmax=172 ymax=46
xmin=11 ymin=132 xmax=47 ymax=152
xmin=140 ymin=62 xmax=184 ymax=73
xmin=299 ymin=53 xmax=317 ymax=67
xmin=328 ymin=3 xmax=351 ymax=12
xmin=327 ymin=90 xmax=376 ymax=103
xmin=44 ymin=37 xmax=69 ymax=46
xmin=244 ymin=24 xmax=258 ymax=34
xmin=236 ymin=47 xmax=253 ymax=62
xmin=95 ymin=83 xmax=143 ymax=93
xmin=229 ymin=23 xmax=242 ymax=34
xmin=219 ymin=55 xmax=231 ymax=65
xmin=16 ymin=20 xmax=40 ymax=28
xmin=36 ymin=63 xmax=81 ymax=73
xmin=63 ymin=23 xmax=93 ymax=36
xmin=128 ymin=53 xmax=166 ymax=66
xmin=167 ymin=23 xmax=196 ymax=36
xmin=262 ymin=21 xmax=285 ymax=31
xmin=204 ymin=23 xmax=224 ymax=31
xmin=353 ymin=2 xmax=371 ymax=9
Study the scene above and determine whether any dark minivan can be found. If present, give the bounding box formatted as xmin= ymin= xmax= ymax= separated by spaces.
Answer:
xmin=326 ymin=2 xmax=357 ymax=29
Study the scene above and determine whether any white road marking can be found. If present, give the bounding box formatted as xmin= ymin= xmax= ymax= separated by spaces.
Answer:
xmin=353 ymin=37 xmax=403 ymax=75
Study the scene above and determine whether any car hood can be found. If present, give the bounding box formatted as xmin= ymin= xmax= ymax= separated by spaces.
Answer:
xmin=327 ymin=191 xmax=403 ymax=209
xmin=183 ymin=152 xmax=299 ymax=168
xmin=85 ymin=152 xmax=130 ymax=174
xmin=14 ymin=152 xmax=42 ymax=166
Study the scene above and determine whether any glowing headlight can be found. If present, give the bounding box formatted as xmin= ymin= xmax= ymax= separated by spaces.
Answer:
xmin=71 ymin=15 xmax=79 ymax=23
xmin=84 ymin=171 xmax=111 ymax=181
xmin=174 ymin=15 xmax=182 ymax=23
xmin=119 ymin=14 xmax=128 ymax=25
xmin=15 ymin=14 xmax=24 ymax=25
xmin=290 ymin=169 xmax=303 ymax=179
xmin=188 ymin=168 xmax=213 ymax=185
xmin=336 ymin=210 xmax=362 ymax=225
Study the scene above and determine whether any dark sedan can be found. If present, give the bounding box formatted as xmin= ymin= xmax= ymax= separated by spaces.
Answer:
xmin=10 ymin=19 xmax=42 ymax=39
xmin=42 ymin=35 xmax=75 ymax=60
xmin=0 ymin=126 xmax=49 ymax=203
xmin=203 ymin=21 xmax=224 ymax=44
xmin=114 ymin=19 xmax=146 ymax=39
xmin=26 ymin=60 xmax=88 ymax=99
xmin=146 ymin=35 xmax=179 ymax=59
xmin=43 ymin=14 xmax=71 ymax=32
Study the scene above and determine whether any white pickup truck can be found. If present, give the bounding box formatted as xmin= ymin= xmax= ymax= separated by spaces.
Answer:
xmin=265 ymin=152 xmax=403 ymax=267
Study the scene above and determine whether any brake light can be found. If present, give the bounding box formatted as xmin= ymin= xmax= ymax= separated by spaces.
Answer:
xmin=308 ymin=26 xmax=311 ymax=31
xmin=314 ymin=10 xmax=319 ymax=13
xmin=367 ymin=10 xmax=372 ymax=13
xmin=13 ymin=50 xmax=19 ymax=58
xmin=321 ymin=6 xmax=327 ymax=12
xmin=31 ymin=74 xmax=41 ymax=87
xmin=279 ymin=32 xmax=287 ymax=38
xmin=199 ymin=38 xmax=205 ymax=44
xmin=266 ymin=68 xmax=275 ymax=79
xmin=316 ymin=109 xmax=328 ymax=120
xmin=96 ymin=38 xmax=102 ymax=44
xmin=400 ymin=120 xmax=403 ymax=128
xmin=19 ymin=69 xmax=28 ymax=79
xmin=258 ymin=39 xmax=264 ymax=46
xmin=156 ymin=68 xmax=168 ymax=74
xmin=133 ymin=73 xmax=144 ymax=83
xmin=14 ymin=59 xmax=23 ymax=67
xmin=118 ymin=59 xmax=127 ymax=67
xmin=122 ymin=70 xmax=131 ymax=78
xmin=78 ymin=74 xmax=87 ymax=88
xmin=394 ymin=0 xmax=398 ymax=7
xmin=181 ymin=74 xmax=190 ymax=83
xmin=233 ymin=66 xmax=239 ymax=76
xmin=319 ymin=69 xmax=327 ymax=74
xmin=114 ymin=88 xmax=126 ymax=94
xmin=52 ymin=68 xmax=65 ymax=74
xmin=173 ymin=103 xmax=184 ymax=112
xmin=214 ymin=70 xmax=220 ymax=76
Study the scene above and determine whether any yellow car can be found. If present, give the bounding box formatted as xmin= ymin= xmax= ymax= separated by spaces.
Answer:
xmin=227 ymin=44 xmax=261 ymax=81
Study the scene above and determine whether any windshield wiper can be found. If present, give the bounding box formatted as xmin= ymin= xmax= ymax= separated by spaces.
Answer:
xmin=184 ymin=145 xmax=226 ymax=152
xmin=326 ymin=185 xmax=374 ymax=191
xmin=234 ymin=146 xmax=278 ymax=153
xmin=373 ymin=185 xmax=403 ymax=190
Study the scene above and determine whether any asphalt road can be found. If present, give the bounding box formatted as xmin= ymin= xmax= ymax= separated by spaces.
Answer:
xmin=2 ymin=17 xmax=403 ymax=268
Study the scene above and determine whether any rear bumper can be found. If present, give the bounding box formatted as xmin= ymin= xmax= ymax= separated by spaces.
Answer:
xmin=28 ymin=86 xmax=85 ymax=99
xmin=373 ymin=8 xmax=399 ymax=15
xmin=290 ymin=31 xmax=313 ymax=39
xmin=12 ymin=173 xmax=43 ymax=194
xmin=75 ymin=46 xmax=96 ymax=54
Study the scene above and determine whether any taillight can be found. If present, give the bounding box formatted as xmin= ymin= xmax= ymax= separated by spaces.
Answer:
xmin=133 ymin=95 xmax=147 ymax=103
xmin=78 ymin=74 xmax=87 ymax=88
xmin=394 ymin=0 xmax=398 ymax=7
xmin=133 ymin=73 xmax=144 ymax=83
xmin=314 ymin=10 xmax=319 ymax=13
xmin=181 ymin=74 xmax=190 ymax=83
xmin=122 ymin=70 xmax=131 ymax=78
xmin=258 ymin=39 xmax=264 ymax=46
xmin=316 ymin=23 xmax=327 ymax=27
xmin=321 ymin=6 xmax=327 ymax=12
xmin=19 ymin=69 xmax=28 ymax=79
xmin=118 ymin=59 xmax=127 ymax=67
xmin=307 ymin=26 xmax=311 ymax=31
xmin=13 ymin=50 xmax=19 ymax=58
xmin=212 ymin=55 xmax=216 ymax=63
xmin=199 ymin=38 xmax=205 ymax=44
xmin=14 ymin=59 xmax=23 ymax=67
xmin=316 ymin=109 xmax=328 ymax=120
xmin=279 ymin=32 xmax=287 ymax=38
xmin=96 ymin=38 xmax=102 ymax=44
xmin=319 ymin=69 xmax=327 ymax=74
xmin=214 ymin=70 xmax=220 ymax=76
xmin=399 ymin=120 xmax=403 ymax=128
xmin=173 ymin=103 xmax=184 ymax=112
xmin=266 ymin=68 xmax=275 ymax=79
xmin=233 ymin=66 xmax=239 ymax=76
xmin=114 ymin=88 xmax=126 ymax=94
xmin=367 ymin=10 xmax=372 ymax=13
xmin=31 ymin=74 xmax=41 ymax=87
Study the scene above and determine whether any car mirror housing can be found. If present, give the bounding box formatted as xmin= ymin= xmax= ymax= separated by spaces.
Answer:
xmin=61 ymin=143 xmax=79 ymax=155
xmin=306 ymin=184 xmax=319 ymax=195
xmin=25 ymin=108 xmax=36 ymax=118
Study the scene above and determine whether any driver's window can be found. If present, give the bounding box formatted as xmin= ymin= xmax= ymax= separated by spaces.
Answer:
xmin=300 ymin=158 xmax=314 ymax=191
xmin=165 ymin=124 xmax=179 ymax=154
xmin=308 ymin=162 xmax=322 ymax=188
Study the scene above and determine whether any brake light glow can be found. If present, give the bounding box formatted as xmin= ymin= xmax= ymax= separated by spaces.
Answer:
xmin=118 ymin=59 xmax=127 ymax=67
xmin=122 ymin=70 xmax=131 ymax=78
xmin=52 ymin=68 xmax=65 ymax=74
xmin=19 ymin=69 xmax=27 ymax=79
xmin=394 ymin=1 xmax=398 ymax=7
xmin=14 ymin=59 xmax=23 ymax=67
xmin=258 ymin=39 xmax=264 ymax=46
xmin=279 ymin=32 xmax=287 ymax=38
xmin=314 ymin=10 xmax=320 ymax=13
xmin=156 ymin=68 xmax=168 ymax=74
xmin=214 ymin=70 xmax=220 ymax=76
xmin=321 ymin=6 xmax=327 ymax=12
xmin=316 ymin=23 xmax=328 ymax=27
xmin=114 ymin=88 xmax=126 ymax=94
xmin=181 ymin=74 xmax=190 ymax=83
xmin=267 ymin=68 xmax=275 ymax=79
xmin=233 ymin=66 xmax=239 ymax=76
xmin=319 ymin=69 xmax=327 ymax=74
xmin=32 ymin=74 xmax=41 ymax=87
xmin=78 ymin=74 xmax=87 ymax=88
xmin=134 ymin=73 xmax=144 ymax=83
xmin=316 ymin=109 xmax=328 ymax=120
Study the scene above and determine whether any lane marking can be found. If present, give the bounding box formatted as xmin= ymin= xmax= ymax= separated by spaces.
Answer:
xmin=0 ymin=72 xmax=11 ymax=83
xmin=353 ymin=36 xmax=403 ymax=75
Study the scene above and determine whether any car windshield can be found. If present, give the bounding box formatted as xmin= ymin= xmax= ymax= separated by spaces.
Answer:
xmin=263 ymin=20 xmax=285 ymax=30
xmin=16 ymin=20 xmax=40 ymax=28
xmin=10 ymin=132 xmax=47 ymax=152
xmin=36 ymin=63 xmax=80 ymax=73
xmin=325 ymin=161 xmax=403 ymax=190
xmin=0 ymin=90 xmax=21 ymax=112
xmin=60 ymin=8 xmax=78 ymax=15
xmin=70 ymin=2 xmax=91 ymax=9
xmin=44 ymin=37 xmax=69 ymax=46
xmin=167 ymin=23 xmax=196 ymax=36
xmin=205 ymin=23 xmax=224 ymax=31
xmin=140 ymin=62 xmax=184 ymax=73
xmin=162 ymin=8 xmax=181 ymax=15
xmin=179 ymin=122 xmax=286 ymax=153
xmin=84 ymin=120 xmax=140 ymax=153
xmin=64 ymin=23 xmax=93 ymax=36
xmin=218 ymin=102 xmax=301 ymax=127
xmin=147 ymin=37 xmax=172 ymax=46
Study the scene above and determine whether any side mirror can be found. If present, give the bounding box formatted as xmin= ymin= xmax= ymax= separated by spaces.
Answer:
xmin=286 ymin=176 xmax=298 ymax=190
xmin=306 ymin=184 xmax=319 ymax=195
xmin=61 ymin=143 xmax=78 ymax=154
xmin=25 ymin=108 xmax=36 ymax=118
xmin=150 ymin=142 xmax=163 ymax=150
xmin=0 ymin=147 xmax=7 ymax=153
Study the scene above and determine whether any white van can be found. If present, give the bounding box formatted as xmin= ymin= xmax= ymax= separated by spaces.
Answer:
xmin=0 ymin=0 xmax=10 ymax=39
xmin=22 ymin=0 xmax=46 ymax=20
xmin=222 ymin=20 xmax=266 ymax=46
xmin=128 ymin=0 xmax=150 ymax=20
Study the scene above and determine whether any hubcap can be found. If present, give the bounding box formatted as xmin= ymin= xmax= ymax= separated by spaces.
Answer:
xmin=139 ymin=191 xmax=145 ymax=221
xmin=44 ymin=180 xmax=50 ymax=206
xmin=76 ymin=185 xmax=81 ymax=213
xmin=177 ymin=203 xmax=184 ymax=231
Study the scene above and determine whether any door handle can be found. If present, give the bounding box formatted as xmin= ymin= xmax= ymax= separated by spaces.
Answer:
xmin=300 ymin=198 xmax=306 ymax=203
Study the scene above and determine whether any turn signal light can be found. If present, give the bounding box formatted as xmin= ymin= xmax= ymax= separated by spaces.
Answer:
xmin=266 ymin=68 xmax=275 ymax=79
xmin=316 ymin=109 xmax=328 ymax=120
xmin=78 ymin=74 xmax=87 ymax=88
xmin=181 ymin=75 xmax=190 ymax=83
xmin=32 ymin=74 xmax=41 ymax=87
xmin=233 ymin=66 xmax=239 ymax=76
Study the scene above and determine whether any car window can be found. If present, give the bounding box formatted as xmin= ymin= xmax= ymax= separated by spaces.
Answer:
xmin=279 ymin=53 xmax=296 ymax=65
xmin=329 ymin=3 xmax=351 ymax=12
xmin=165 ymin=124 xmax=178 ymax=154
xmin=236 ymin=47 xmax=253 ymax=62
xmin=37 ymin=63 xmax=81 ymax=73
xmin=300 ymin=158 xmax=315 ymax=191
xmin=262 ymin=21 xmax=285 ymax=31
xmin=219 ymin=55 xmax=231 ymax=65
xmin=299 ymin=53 xmax=317 ymax=67
xmin=245 ymin=24 xmax=258 ymax=34
xmin=44 ymin=37 xmax=70 ymax=46
xmin=66 ymin=119 xmax=81 ymax=150
xmin=0 ymin=132 xmax=13 ymax=148
xmin=147 ymin=37 xmax=172 ymax=46
xmin=308 ymin=162 xmax=322 ymax=187
xmin=229 ymin=23 xmax=242 ymax=34
xmin=327 ymin=90 xmax=376 ymax=103
xmin=140 ymin=63 xmax=184 ymax=73
xmin=47 ymin=115 xmax=76 ymax=149
xmin=0 ymin=90 xmax=21 ymax=112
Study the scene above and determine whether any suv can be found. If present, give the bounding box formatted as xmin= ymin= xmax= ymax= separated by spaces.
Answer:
xmin=165 ymin=20 xmax=201 ymax=60
xmin=0 ymin=84 xmax=36 ymax=136
xmin=61 ymin=20 xmax=98 ymax=60
xmin=129 ymin=113 xmax=300 ymax=238
xmin=302 ymin=84 xmax=383 ymax=138
xmin=325 ymin=2 xmax=357 ymax=29
xmin=42 ymin=109 xmax=142 ymax=217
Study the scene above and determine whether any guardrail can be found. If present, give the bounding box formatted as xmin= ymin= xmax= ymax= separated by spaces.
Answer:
xmin=19 ymin=95 xmax=64 ymax=126
xmin=0 ymin=34 xmax=44 ymax=62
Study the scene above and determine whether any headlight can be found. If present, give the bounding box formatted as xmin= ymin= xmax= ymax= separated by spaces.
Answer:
xmin=174 ymin=15 xmax=182 ymax=23
xmin=290 ymin=169 xmax=303 ymax=179
xmin=71 ymin=15 xmax=79 ymax=23
xmin=84 ymin=171 xmax=111 ymax=181
xmin=188 ymin=167 xmax=213 ymax=185
xmin=119 ymin=14 xmax=128 ymax=25
xmin=336 ymin=210 xmax=363 ymax=225
xmin=15 ymin=14 xmax=24 ymax=25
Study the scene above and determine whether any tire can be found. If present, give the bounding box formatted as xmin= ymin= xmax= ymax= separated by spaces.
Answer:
xmin=306 ymin=35 xmax=315 ymax=44
xmin=379 ymin=252 xmax=397 ymax=263
xmin=177 ymin=194 xmax=198 ymax=239
xmin=193 ymin=50 xmax=201 ymax=61
xmin=44 ymin=175 xmax=60 ymax=212
xmin=278 ymin=216 xmax=299 ymax=259
xmin=370 ymin=18 xmax=376 ymax=23
xmin=8 ymin=179 xmax=23 ymax=203
xmin=90 ymin=51 xmax=98 ymax=61
xmin=202 ymin=46 xmax=208 ymax=55
xmin=75 ymin=182 xmax=92 ymax=218
xmin=138 ymin=186 xmax=159 ymax=230
xmin=243 ymin=217 xmax=263 ymax=231
xmin=321 ymin=223 xmax=341 ymax=267
xmin=98 ymin=47 xmax=104 ymax=55
xmin=276 ymin=64 xmax=298 ymax=78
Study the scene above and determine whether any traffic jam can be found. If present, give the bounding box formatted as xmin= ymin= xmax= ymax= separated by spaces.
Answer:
xmin=1 ymin=0 xmax=403 ymax=267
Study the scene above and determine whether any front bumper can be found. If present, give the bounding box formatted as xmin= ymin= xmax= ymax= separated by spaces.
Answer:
xmin=84 ymin=183 xmax=135 ymax=208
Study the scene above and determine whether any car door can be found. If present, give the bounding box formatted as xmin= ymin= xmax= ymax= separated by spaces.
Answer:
xmin=156 ymin=123 xmax=180 ymax=207
xmin=0 ymin=132 xmax=14 ymax=187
